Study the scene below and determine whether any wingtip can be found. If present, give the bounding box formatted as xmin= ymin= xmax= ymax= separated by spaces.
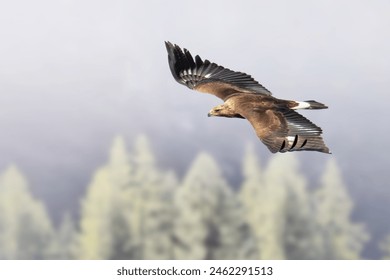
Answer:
xmin=165 ymin=41 xmax=173 ymax=51
xmin=165 ymin=41 xmax=184 ymax=57
xmin=321 ymin=147 xmax=332 ymax=154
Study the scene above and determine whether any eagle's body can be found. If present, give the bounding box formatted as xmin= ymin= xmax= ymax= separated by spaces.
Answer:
xmin=165 ymin=42 xmax=330 ymax=154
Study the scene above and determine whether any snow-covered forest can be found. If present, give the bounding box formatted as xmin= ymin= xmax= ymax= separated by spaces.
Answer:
xmin=0 ymin=134 xmax=388 ymax=259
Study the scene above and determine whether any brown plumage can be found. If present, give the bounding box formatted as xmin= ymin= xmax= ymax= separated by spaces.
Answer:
xmin=165 ymin=41 xmax=330 ymax=153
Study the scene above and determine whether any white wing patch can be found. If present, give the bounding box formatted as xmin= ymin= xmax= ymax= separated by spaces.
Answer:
xmin=292 ymin=101 xmax=311 ymax=110
xmin=287 ymin=136 xmax=296 ymax=144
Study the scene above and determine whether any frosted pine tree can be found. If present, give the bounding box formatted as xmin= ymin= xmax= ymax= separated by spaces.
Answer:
xmin=379 ymin=234 xmax=390 ymax=259
xmin=128 ymin=134 xmax=177 ymax=259
xmin=173 ymin=152 xmax=255 ymax=260
xmin=77 ymin=136 xmax=133 ymax=259
xmin=0 ymin=165 xmax=54 ymax=259
xmin=50 ymin=213 xmax=77 ymax=259
xmin=77 ymin=166 xmax=117 ymax=259
xmin=265 ymin=154 xmax=322 ymax=259
xmin=313 ymin=158 xmax=368 ymax=259
xmin=106 ymin=136 xmax=138 ymax=259
xmin=239 ymin=144 xmax=284 ymax=259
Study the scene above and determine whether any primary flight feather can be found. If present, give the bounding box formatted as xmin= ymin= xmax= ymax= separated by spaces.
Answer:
xmin=165 ymin=41 xmax=330 ymax=154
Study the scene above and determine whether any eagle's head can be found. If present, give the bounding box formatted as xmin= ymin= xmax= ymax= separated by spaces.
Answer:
xmin=208 ymin=104 xmax=243 ymax=118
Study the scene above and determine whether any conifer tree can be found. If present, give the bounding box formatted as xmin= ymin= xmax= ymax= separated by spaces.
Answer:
xmin=50 ymin=213 xmax=77 ymax=259
xmin=128 ymin=134 xmax=177 ymax=259
xmin=239 ymin=144 xmax=284 ymax=259
xmin=77 ymin=135 xmax=177 ymax=260
xmin=379 ymin=234 xmax=390 ymax=260
xmin=173 ymin=152 xmax=255 ymax=260
xmin=77 ymin=136 xmax=133 ymax=259
xmin=77 ymin=167 xmax=116 ymax=259
xmin=265 ymin=154 xmax=321 ymax=259
xmin=0 ymin=165 xmax=54 ymax=259
xmin=313 ymin=158 xmax=368 ymax=259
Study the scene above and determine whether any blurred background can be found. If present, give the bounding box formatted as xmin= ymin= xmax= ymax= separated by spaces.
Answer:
xmin=0 ymin=0 xmax=389 ymax=259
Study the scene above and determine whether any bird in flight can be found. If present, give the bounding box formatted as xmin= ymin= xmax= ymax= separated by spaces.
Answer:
xmin=165 ymin=41 xmax=330 ymax=153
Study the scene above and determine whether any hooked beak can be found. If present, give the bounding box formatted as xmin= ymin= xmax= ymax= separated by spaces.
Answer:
xmin=207 ymin=112 xmax=213 ymax=117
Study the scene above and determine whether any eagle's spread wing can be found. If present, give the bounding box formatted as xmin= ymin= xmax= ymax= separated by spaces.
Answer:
xmin=165 ymin=41 xmax=272 ymax=100
xmin=241 ymin=108 xmax=330 ymax=153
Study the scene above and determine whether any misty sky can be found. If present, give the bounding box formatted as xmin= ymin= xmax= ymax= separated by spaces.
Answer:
xmin=0 ymin=0 xmax=389 ymax=258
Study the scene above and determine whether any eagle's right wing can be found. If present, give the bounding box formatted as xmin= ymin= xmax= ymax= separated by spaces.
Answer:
xmin=165 ymin=41 xmax=272 ymax=101
xmin=241 ymin=108 xmax=330 ymax=153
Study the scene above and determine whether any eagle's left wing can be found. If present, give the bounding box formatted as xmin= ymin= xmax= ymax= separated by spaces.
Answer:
xmin=165 ymin=41 xmax=272 ymax=101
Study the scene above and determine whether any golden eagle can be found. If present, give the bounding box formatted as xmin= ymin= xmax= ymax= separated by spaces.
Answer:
xmin=165 ymin=42 xmax=330 ymax=153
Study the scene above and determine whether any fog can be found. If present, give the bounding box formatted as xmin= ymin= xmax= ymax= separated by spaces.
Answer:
xmin=0 ymin=0 xmax=389 ymax=258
